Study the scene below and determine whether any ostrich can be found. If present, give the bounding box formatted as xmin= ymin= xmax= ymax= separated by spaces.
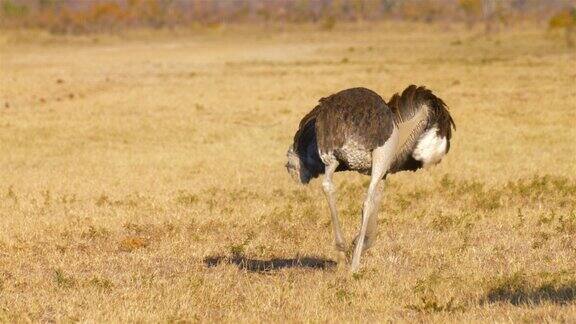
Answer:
xmin=285 ymin=85 xmax=455 ymax=272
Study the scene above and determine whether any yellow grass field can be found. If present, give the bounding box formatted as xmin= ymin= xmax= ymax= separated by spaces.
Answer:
xmin=1 ymin=23 xmax=575 ymax=322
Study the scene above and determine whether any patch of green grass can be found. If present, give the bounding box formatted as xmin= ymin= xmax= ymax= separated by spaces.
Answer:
xmin=431 ymin=213 xmax=456 ymax=231
xmin=335 ymin=288 xmax=352 ymax=304
xmin=406 ymin=295 xmax=464 ymax=313
xmin=556 ymin=211 xmax=576 ymax=234
xmin=471 ymin=188 xmax=502 ymax=211
xmin=407 ymin=270 xmax=465 ymax=313
xmin=175 ymin=191 xmax=199 ymax=205
xmin=87 ymin=277 xmax=113 ymax=291
xmin=81 ymin=225 xmax=110 ymax=240
xmin=53 ymin=268 xmax=76 ymax=288
xmin=5 ymin=186 xmax=17 ymax=204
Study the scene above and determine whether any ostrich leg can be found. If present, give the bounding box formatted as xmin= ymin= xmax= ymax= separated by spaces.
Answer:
xmin=350 ymin=131 xmax=398 ymax=273
xmin=353 ymin=185 xmax=382 ymax=252
xmin=353 ymin=174 xmax=390 ymax=252
xmin=322 ymin=161 xmax=346 ymax=264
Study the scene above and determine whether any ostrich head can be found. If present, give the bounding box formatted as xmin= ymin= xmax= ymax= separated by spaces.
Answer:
xmin=285 ymin=146 xmax=314 ymax=184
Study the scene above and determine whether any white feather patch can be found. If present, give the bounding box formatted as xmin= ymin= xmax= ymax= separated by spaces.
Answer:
xmin=412 ymin=127 xmax=447 ymax=167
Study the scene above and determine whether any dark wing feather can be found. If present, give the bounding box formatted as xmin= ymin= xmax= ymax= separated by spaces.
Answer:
xmin=292 ymin=104 xmax=325 ymax=179
xmin=293 ymin=104 xmax=322 ymax=155
xmin=314 ymin=87 xmax=394 ymax=154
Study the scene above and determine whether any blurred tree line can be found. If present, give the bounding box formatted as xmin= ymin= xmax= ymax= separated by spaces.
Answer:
xmin=0 ymin=0 xmax=574 ymax=38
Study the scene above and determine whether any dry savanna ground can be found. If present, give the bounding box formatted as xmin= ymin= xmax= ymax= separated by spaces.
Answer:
xmin=0 ymin=23 xmax=575 ymax=322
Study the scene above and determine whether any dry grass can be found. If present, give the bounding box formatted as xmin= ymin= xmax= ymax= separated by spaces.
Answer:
xmin=0 ymin=23 xmax=575 ymax=322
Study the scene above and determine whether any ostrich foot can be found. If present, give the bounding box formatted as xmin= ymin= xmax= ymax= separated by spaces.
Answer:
xmin=336 ymin=251 xmax=348 ymax=268
xmin=350 ymin=234 xmax=375 ymax=254
xmin=334 ymin=242 xmax=348 ymax=268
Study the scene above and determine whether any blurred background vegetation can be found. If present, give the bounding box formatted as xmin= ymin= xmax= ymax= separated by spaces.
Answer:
xmin=0 ymin=0 xmax=575 ymax=44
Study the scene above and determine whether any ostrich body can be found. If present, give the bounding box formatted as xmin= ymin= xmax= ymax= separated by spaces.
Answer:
xmin=286 ymin=85 xmax=455 ymax=272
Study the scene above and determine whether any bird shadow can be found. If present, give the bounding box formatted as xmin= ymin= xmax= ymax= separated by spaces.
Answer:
xmin=483 ymin=281 xmax=576 ymax=306
xmin=203 ymin=254 xmax=337 ymax=273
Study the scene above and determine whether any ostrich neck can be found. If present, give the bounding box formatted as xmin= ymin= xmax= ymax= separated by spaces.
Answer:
xmin=391 ymin=107 xmax=429 ymax=168
xmin=396 ymin=107 xmax=428 ymax=152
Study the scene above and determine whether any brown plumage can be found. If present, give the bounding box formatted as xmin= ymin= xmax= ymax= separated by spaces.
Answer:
xmin=314 ymin=88 xmax=394 ymax=153
xmin=294 ymin=88 xmax=393 ymax=153
xmin=291 ymin=88 xmax=394 ymax=181
xmin=290 ymin=85 xmax=454 ymax=182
